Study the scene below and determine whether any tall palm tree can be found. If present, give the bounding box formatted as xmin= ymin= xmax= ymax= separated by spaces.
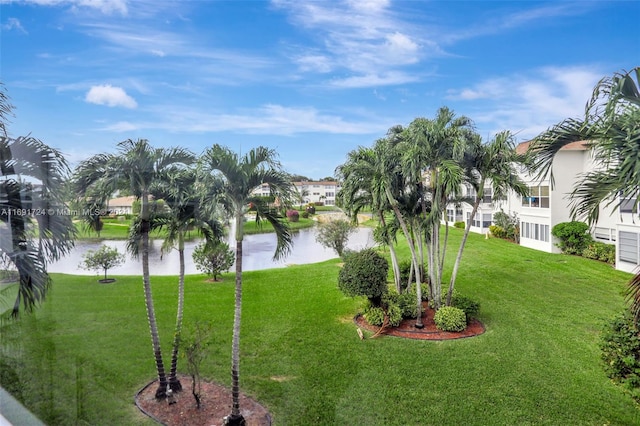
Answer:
xmin=149 ymin=167 xmax=225 ymax=392
xmin=402 ymin=107 xmax=474 ymax=309
xmin=74 ymin=139 xmax=194 ymax=399
xmin=199 ymin=144 xmax=294 ymax=425
xmin=528 ymin=67 xmax=640 ymax=321
xmin=335 ymin=145 xmax=403 ymax=293
xmin=1 ymin=86 xmax=75 ymax=317
xmin=446 ymin=130 xmax=528 ymax=304
xmin=0 ymin=135 xmax=76 ymax=317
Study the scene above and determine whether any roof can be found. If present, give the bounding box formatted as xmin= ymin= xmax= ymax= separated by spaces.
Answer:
xmin=515 ymin=140 xmax=589 ymax=155
xmin=108 ymin=196 xmax=136 ymax=207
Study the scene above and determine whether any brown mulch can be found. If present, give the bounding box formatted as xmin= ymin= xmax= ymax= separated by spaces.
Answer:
xmin=135 ymin=306 xmax=484 ymax=425
xmin=135 ymin=376 xmax=271 ymax=426
xmin=354 ymin=303 xmax=485 ymax=340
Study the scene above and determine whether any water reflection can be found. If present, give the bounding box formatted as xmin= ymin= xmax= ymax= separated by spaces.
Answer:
xmin=48 ymin=227 xmax=375 ymax=275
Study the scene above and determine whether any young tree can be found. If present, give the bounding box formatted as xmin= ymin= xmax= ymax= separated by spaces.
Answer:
xmin=192 ymin=241 xmax=234 ymax=281
xmin=315 ymin=219 xmax=355 ymax=258
xmin=200 ymin=144 xmax=294 ymax=426
xmin=80 ymin=245 xmax=125 ymax=282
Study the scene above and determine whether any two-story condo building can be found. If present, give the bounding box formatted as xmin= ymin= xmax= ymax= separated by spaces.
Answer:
xmin=448 ymin=140 xmax=640 ymax=273
xmin=251 ymin=181 xmax=341 ymax=206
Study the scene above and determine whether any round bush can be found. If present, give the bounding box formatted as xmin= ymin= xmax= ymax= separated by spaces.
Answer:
xmin=338 ymin=248 xmax=389 ymax=305
xmin=434 ymin=306 xmax=467 ymax=332
xmin=600 ymin=311 xmax=640 ymax=402
xmin=286 ymin=209 xmax=299 ymax=222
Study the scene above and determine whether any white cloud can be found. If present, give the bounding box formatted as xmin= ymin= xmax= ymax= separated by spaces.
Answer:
xmin=330 ymin=72 xmax=421 ymax=88
xmin=85 ymin=84 xmax=137 ymax=108
xmin=19 ymin=0 xmax=128 ymax=15
xmin=449 ymin=66 xmax=603 ymax=139
xmin=98 ymin=104 xmax=386 ymax=136
xmin=273 ymin=0 xmax=435 ymax=87
xmin=2 ymin=17 xmax=27 ymax=33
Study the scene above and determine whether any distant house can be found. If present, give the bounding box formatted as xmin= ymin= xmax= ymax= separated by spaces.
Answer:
xmin=107 ymin=196 xmax=136 ymax=215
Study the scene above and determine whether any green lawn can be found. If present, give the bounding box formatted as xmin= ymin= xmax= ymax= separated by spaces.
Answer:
xmin=1 ymin=228 xmax=639 ymax=425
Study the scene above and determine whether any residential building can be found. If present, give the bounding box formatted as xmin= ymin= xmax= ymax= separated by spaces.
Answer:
xmin=447 ymin=140 xmax=640 ymax=273
xmin=251 ymin=181 xmax=341 ymax=206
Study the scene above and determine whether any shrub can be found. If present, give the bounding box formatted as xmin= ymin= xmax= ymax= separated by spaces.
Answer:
xmin=599 ymin=311 xmax=640 ymax=402
xmin=493 ymin=210 xmax=519 ymax=242
xmin=301 ymin=211 xmax=309 ymax=219
xmin=434 ymin=306 xmax=467 ymax=332
xmin=305 ymin=205 xmax=316 ymax=215
xmin=453 ymin=221 xmax=465 ymax=229
xmin=448 ymin=291 xmax=480 ymax=322
xmin=583 ymin=242 xmax=616 ymax=265
xmin=387 ymin=304 xmax=403 ymax=327
xmin=316 ymin=219 xmax=356 ymax=257
xmin=192 ymin=241 xmax=234 ymax=281
xmin=489 ymin=225 xmax=506 ymax=239
xmin=286 ymin=209 xmax=300 ymax=222
xmin=338 ymin=248 xmax=389 ymax=305
xmin=363 ymin=305 xmax=385 ymax=326
xmin=552 ymin=221 xmax=593 ymax=255
xmin=383 ymin=289 xmax=420 ymax=319
xmin=399 ymin=260 xmax=412 ymax=287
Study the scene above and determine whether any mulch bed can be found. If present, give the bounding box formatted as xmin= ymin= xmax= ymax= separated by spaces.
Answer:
xmin=135 ymin=376 xmax=271 ymax=426
xmin=354 ymin=303 xmax=485 ymax=340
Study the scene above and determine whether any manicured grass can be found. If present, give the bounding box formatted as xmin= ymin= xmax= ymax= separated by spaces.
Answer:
xmin=1 ymin=228 xmax=639 ymax=425
xmin=243 ymin=217 xmax=315 ymax=234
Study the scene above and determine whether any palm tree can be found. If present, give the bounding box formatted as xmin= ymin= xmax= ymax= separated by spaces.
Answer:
xmin=402 ymin=107 xmax=474 ymax=309
xmin=199 ymin=144 xmax=294 ymax=425
xmin=0 ymin=86 xmax=75 ymax=317
xmin=528 ymin=67 xmax=640 ymax=321
xmin=74 ymin=139 xmax=194 ymax=399
xmin=336 ymin=146 xmax=403 ymax=293
xmin=446 ymin=130 xmax=528 ymax=304
xmin=0 ymin=136 xmax=76 ymax=317
xmin=149 ymin=167 xmax=225 ymax=392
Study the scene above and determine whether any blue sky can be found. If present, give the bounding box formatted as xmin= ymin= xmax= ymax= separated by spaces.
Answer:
xmin=1 ymin=0 xmax=638 ymax=179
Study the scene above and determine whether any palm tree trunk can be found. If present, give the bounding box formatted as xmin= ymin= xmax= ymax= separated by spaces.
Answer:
xmin=378 ymin=211 xmax=401 ymax=293
xmin=141 ymin=192 xmax=167 ymax=399
xmin=228 ymin=212 xmax=246 ymax=425
xmin=169 ymin=232 xmax=185 ymax=392
xmin=385 ymin=187 xmax=423 ymax=328
xmin=447 ymin=197 xmax=481 ymax=306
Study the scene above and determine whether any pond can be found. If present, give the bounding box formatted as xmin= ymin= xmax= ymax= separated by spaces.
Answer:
xmin=48 ymin=226 xmax=375 ymax=276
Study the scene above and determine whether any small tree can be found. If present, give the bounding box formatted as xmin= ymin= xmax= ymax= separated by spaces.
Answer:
xmin=338 ymin=248 xmax=388 ymax=306
xmin=192 ymin=241 xmax=234 ymax=281
xmin=316 ymin=219 xmax=356 ymax=258
xmin=80 ymin=245 xmax=125 ymax=282
xmin=180 ymin=321 xmax=213 ymax=409
xmin=551 ymin=221 xmax=593 ymax=255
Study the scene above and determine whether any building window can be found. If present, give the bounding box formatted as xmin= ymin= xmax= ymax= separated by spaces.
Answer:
xmin=520 ymin=221 xmax=550 ymax=242
xmin=483 ymin=188 xmax=492 ymax=204
xmin=595 ymin=227 xmax=616 ymax=242
xmin=522 ymin=185 xmax=549 ymax=208
xmin=482 ymin=213 xmax=492 ymax=228
xmin=619 ymin=231 xmax=639 ymax=264
xmin=325 ymin=192 xmax=334 ymax=197
xmin=620 ymin=198 xmax=637 ymax=214
xmin=447 ymin=209 xmax=455 ymax=223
